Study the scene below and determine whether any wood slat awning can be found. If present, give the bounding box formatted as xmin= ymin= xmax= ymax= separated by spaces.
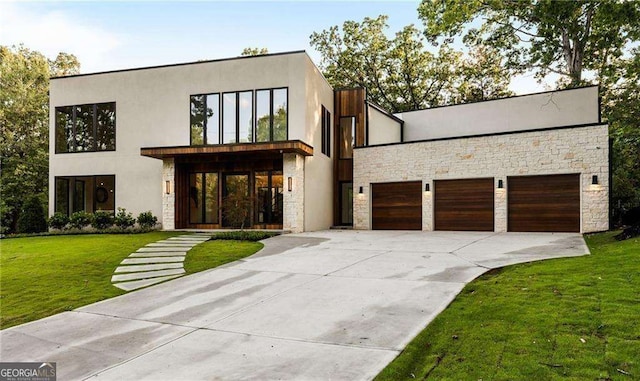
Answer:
xmin=141 ymin=140 xmax=313 ymax=159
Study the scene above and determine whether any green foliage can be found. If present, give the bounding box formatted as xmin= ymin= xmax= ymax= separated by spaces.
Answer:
xmin=310 ymin=15 xmax=512 ymax=113
xmin=16 ymin=196 xmax=47 ymax=233
xmin=114 ymin=207 xmax=136 ymax=230
xmin=376 ymin=231 xmax=640 ymax=379
xmin=0 ymin=232 xmax=179 ymax=328
xmin=221 ymin=178 xmax=253 ymax=229
xmin=136 ymin=211 xmax=158 ymax=229
xmin=241 ymin=47 xmax=269 ymax=56
xmin=92 ymin=211 xmax=114 ymax=230
xmin=48 ymin=212 xmax=69 ymax=230
xmin=418 ymin=0 xmax=640 ymax=85
xmin=68 ymin=211 xmax=94 ymax=230
xmin=0 ymin=45 xmax=80 ymax=233
xmin=211 ymin=231 xmax=280 ymax=242
xmin=184 ymin=240 xmax=263 ymax=274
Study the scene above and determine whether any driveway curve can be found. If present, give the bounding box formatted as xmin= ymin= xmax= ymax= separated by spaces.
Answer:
xmin=0 ymin=231 xmax=589 ymax=380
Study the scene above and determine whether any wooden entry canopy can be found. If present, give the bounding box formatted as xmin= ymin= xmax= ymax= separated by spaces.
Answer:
xmin=140 ymin=140 xmax=313 ymax=159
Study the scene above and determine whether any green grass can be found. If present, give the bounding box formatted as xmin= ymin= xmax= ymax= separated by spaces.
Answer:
xmin=183 ymin=240 xmax=262 ymax=274
xmin=0 ymin=233 xmax=263 ymax=329
xmin=376 ymin=232 xmax=640 ymax=381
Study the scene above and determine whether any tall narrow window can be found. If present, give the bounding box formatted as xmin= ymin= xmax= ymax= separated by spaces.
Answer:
xmin=190 ymin=95 xmax=205 ymax=145
xmin=204 ymin=173 xmax=219 ymax=224
xmin=189 ymin=173 xmax=203 ymax=224
xmin=55 ymin=178 xmax=69 ymax=215
xmin=206 ymin=94 xmax=220 ymax=144
xmin=55 ymin=107 xmax=73 ymax=153
xmin=272 ymin=88 xmax=288 ymax=141
xmin=74 ymin=105 xmax=94 ymax=151
xmin=321 ymin=106 xmax=331 ymax=156
xmin=238 ymin=91 xmax=253 ymax=143
xmin=96 ymin=103 xmax=116 ymax=151
xmin=339 ymin=116 xmax=355 ymax=159
xmin=256 ymin=90 xmax=270 ymax=142
xmin=223 ymin=92 xmax=237 ymax=144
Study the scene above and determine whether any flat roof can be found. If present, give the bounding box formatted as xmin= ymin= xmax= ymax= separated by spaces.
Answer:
xmin=51 ymin=50 xmax=307 ymax=80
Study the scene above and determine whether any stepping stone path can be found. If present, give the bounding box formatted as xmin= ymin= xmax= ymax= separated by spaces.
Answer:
xmin=111 ymin=234 xmax=211 ymax=291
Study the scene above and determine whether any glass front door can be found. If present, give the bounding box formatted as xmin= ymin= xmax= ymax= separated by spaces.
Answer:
xmin=222 ymin=173 xmax=250 ymax=227
xmin=255 ymin=171 xmax=283 ymax=225
xmin=340 ymin=182 xmax=353 ymax=225
xmin=189 ymin=172 xmax=219 ymax=224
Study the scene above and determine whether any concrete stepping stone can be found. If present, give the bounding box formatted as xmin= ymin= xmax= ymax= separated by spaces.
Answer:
xmin=146 ymin=242 xmax=198 ymax=247
xmin=111 ymin=268 xmax=185 ymax=283
xmin=110 ymin=234 xmax=211 ymax=291
xmin=137 ymin=247 xmax=190 ymax=252
xmin=115 ymin=263 xmax=183 ymax=273
xmin=121 ymin=257 xmax=185 ymax=265
xmin=112 ymin=275 xmax=184 ymax=291
xmin=129 ymin=252 xmax=187 ymax=258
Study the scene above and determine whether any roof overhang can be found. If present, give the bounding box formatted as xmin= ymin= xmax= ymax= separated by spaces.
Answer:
xmin=140 ymin=140 xmax=313 ymax=159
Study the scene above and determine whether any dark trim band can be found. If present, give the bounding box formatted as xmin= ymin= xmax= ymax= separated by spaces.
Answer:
xmin=354 ymin=122 xmax=608 ymax=150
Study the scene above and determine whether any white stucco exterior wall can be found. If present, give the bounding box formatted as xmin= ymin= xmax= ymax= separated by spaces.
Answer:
xmin=354 ymin=124 xmax=609 ymax=233
xmin=397 ymin=86 xmax=600 ymax=142
xmin=302 ymin=57 xmax=335 ymax=231
xmin=367 ymin=106 xmax=402 ymax=145
xmin=49 ymin=52 xmax=315 ymax=229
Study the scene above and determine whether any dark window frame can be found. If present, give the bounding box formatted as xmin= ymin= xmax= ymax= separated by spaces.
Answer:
xmin=321 ymin=106 xmax=331 ymax=157
xmin=339 ymin=115 xmax=356 ymax=159
xmin=188 ymin=171 xmax=220 ymax=224
xmin=54 ymin=102 xmax=116 ymax=154
xmin=53 ymin=174 xmax=116 ymax=216
xmin=190 ymin=93 xmax=221 ymax=145
xmin=254 ymin=86 xmax=289 ymax=142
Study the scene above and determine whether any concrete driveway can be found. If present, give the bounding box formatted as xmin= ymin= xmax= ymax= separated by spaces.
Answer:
xmin=1 ymin=231 xmax=589 ymax=380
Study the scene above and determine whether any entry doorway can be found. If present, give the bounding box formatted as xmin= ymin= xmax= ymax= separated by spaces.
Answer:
xmin=222 ymin=173 xmax=250 ymax=227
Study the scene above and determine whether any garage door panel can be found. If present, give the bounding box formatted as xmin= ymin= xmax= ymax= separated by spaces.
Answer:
xmin=508 ymin=174 xmax=580 ymax=232
xmin=372 ymin=181 xmax=422 ymax=230
xmin=434 ymin=178 xmax=494 ymax=231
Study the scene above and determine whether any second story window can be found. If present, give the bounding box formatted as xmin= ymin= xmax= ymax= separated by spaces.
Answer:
xmin=55 ymin=102 xmax=115 ymax=153
xmin=191 ymin=88 xmax=286 ymax=145
xmin=190 ymin=94 xmax=220 ymax=145
xmin=321 ymin=106 xmax=331 ymax=157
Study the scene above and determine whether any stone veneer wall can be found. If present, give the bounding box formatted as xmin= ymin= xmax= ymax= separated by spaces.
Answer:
xmin=162 ymin=158 xmax=175 ymax=230
xmin=354 ymin=125 xmax=609 ymax=233
xmin=283 ymin=153 xmax=305 ymax=233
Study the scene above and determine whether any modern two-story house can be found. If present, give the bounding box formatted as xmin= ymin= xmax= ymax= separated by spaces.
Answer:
xmin=49 ymin=51 xmax=609 ymax=233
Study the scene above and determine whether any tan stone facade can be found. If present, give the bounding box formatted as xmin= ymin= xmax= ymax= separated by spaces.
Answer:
xmin=353 ymin=125 xmax=609 ymax=233
xmin=161 ymin=158 xmax=175 ymax=230
xmin=283 ymin=153 xmax=305 ymax=233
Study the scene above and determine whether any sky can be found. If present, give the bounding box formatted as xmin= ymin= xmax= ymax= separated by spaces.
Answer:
xmin=0 ymin=1 xmax=549 ymax=94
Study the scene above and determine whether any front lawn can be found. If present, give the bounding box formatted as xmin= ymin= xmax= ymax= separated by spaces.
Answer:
xmin=0 ymin=233 xmax=263 ymax=329
xmin=376 ymin=232 xmax=640 ymax=380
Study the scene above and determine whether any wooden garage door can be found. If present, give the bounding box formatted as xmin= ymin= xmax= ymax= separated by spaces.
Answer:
xmin=508 ymin=174 xmax=580 ymax=232
xmin=372 ymin=181 xmax=422 ymax=230
xmin=434 ymin=178 xmax=494 ymax=231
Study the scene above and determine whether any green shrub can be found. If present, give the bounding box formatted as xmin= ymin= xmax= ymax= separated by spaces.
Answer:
xmin=69 ymin=211 xmax=94 ymax=230
xmin=16 ymin=196 xmax=48 ymax=233
xmin=211 ymin=231 xmax=279 ymax=242
xmin=48 ymin=212 xmax=69 ymax=230
xmin=114 ymin=207 xmax=136 ymax=230
xmin=137 ymin=211 xmax=158 ymax=229
xmin=92 ymin=211 xmax=114 ymax=230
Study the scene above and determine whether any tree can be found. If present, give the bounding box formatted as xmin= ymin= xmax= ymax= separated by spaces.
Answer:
xmin=16 ymin=195 xmax=47 ymax=233
xmin=418 ymin=0 xmax=640 ymax=86
xmin=0 ymin=45 xmax=80 ymax=233
xmin=418 ymin=0 xmax=640 ymax=223
xmin=241 ymin=47 xmax=269 ymax=56
xmin=310 ymin=15 xmax=510 ymax=113
xmin=453 ymin=45 xmax=513 ymax=103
